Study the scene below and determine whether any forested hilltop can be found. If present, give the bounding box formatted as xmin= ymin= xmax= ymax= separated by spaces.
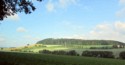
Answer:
xmin=36 ymin=38 xmax=125 ymax=45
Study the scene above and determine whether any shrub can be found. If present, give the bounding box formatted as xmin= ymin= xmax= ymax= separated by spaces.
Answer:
xmin=39 ymin=50 xmax=79 ymax=56
xmin=39 ymin=49 xmax=51 ymax=54
xmin=67 ymin=50 xmax=78 ymax=56
xmin=82 ymin=51 xmax=114 ymax=58
xmin=52 ymin=50 xmax=67 ymax=55
xmin=119 ymin=51 xmax=125 ymax=59
xmin=90 ymin=47 xmax=112 ymax=49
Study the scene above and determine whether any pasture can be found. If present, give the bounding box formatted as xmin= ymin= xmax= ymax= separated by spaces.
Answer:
xmin=1 ymin=44 xmax=125 ymax=58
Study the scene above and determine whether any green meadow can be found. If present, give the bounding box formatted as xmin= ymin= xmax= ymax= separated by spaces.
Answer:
xmin=2 ymin=44 xmax=123 ymax=58
xmin=0 ymin=51 xmax=125 ymax=65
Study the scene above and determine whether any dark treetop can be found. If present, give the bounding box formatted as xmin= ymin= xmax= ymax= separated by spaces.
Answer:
xmin=0 ymin=0 xmax=42 ymax=20
xmin=37 ymin=38 xmax=125 ymax=45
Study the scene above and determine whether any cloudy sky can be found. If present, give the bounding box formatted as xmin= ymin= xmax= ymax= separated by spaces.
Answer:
xmin=0 ymin=0 xmax=125 ymax=47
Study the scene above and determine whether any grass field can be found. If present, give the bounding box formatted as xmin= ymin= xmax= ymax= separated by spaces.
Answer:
xmin=19 ymin=44 xmax=113 ymax=52
xmin=22 ymin=44 xmax=69 ymax=52
xmin=16 ymin=44 xmax=124 ymax=57
xmin=1 ymin=44 xmax=125 ymax=58
xmin=0 ymin=52 xmax=125 ymax=65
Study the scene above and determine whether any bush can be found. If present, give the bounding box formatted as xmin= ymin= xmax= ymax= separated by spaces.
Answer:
xmin=90 ymin=47 xmax=112 ymax=49
xmin=67 ymin=50 xmax=78 ymax=56
xmin=39 ymin=49 xmax=51 ymax=54
xmin=82 ymin=51 xmax=114 ymax=58
xmin=119 ymin=51 xmax=125 ymax=59
xmin=39 ymin=50 xmax=79 ymax=56
xmin=52 ymin=50 xmax=67 ymax=55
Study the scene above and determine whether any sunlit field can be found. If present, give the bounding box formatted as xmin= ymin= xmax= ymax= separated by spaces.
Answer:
xmin=1 ymin=44 xmax=124 ymax=58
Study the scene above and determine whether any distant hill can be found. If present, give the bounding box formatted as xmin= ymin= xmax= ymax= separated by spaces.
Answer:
xmin=36 ymin=38 xmax=125 ymax=45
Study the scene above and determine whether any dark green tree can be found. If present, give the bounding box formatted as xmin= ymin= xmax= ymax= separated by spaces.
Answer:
xmin=0 ymin=48 xmax=3 ymax=50
xmin=0 ymin=0 xmax=42 ymax=20
xmin=67 ymin=50 xmax=78 ymax=56
xmin=119 ymin=51 xmax=125 ymax=59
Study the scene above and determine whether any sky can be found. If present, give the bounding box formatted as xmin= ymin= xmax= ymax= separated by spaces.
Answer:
xmin=0 ymin=0 xmax=125 ymax=47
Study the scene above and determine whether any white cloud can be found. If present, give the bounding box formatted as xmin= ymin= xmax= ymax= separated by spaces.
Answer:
xmin=94 ymin=23 xmax=110 ymax=31
xmin=46 ymin=1 xmax=55 ymax=12
xmin=51 ymin=21 xmax=85 ymax=39
xmin=45 ymin=21 xmax=125 ymax=43
xmin=115 ymin=21 xmax=125 ymax=34
xmin=116 ymin=0 xmax=125 ymax=18
xmin=54 ymin=21 xmax=125 ymax=42
xmin=23 ymin=35 xmax=41 ymax=41
xmin=17 ymin=27 xmax=27 ymax=32
xmin=45 ymin=0 xmax=78 ymax=12
xmin=7 ymin=14 xmax=19 ymax=21
xmin=116 ymin=8 xmax=125 ymax=18
xmin=53 ymin=34 xmax=85 ymax=39
xmin=119 ymin=0 xmax=125 ymax=5
xmin=0 ymin=37 xmax=5 ymax=42
xmin=115 ymin=21 xmax=125 ymax=29
xmin=0 ymin=35 xmax=6 ymax=44
xmin=88 ymin=21 xmax=125 ymax=42
xmin=62 ymin=21 xmax=84 ymax=31
xmin=59 ymin=0 xmax=77 ymax=8
xmin=66 ymin=35 xmax=84 ymax=39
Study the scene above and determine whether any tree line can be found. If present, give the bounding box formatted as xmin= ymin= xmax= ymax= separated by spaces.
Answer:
xmin=39 ymin=50 xmax=79 ymax=56
xmin=39 ymin=49 xmax=125 ymax=60
xmin=37 ymin=38 xmax=125 ymax=45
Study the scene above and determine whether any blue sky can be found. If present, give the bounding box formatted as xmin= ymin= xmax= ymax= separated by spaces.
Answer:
xmin=0 ymin=0 xmax=125 ymax=47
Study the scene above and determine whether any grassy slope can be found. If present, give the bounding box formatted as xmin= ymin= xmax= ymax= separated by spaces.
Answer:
xmin=21 ymin=44 xmax=69 ymax=52
xmin=2 ymin=44 xmax=124 ymax=58
xmin=20 ymin=44 xmax=112 ymax=52
xmin=5 ymin=44 xmax=124 ymax=58
xmin=0 ymin=52 xmax=125 ymax=65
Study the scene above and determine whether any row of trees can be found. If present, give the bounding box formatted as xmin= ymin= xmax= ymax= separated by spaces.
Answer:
xmin=39 ymin=50 xmax=125 ymax=59
xmin=39 ymin=50 xmax=114 ymax=58
xmin=119 ymin=51 xmax=125 ymax=59
xmin=82 ymin=51 xmax=114 ymax=58
xmin=90 ymin=47 xmax=113 ymax=49
xmin=37 ymin=38 xmax=125 ymax=46
xmin=82 ymin=51 xmax=125 ymax=59
xmin=39 ymin=50 xmax=79 ymax=56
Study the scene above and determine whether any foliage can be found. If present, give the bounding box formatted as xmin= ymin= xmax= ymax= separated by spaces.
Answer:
xmin=82 ymin=51 xmax=114 ymax=58
xmin=119 ymin=51 xmax=125 ymax=59
xmin=0 ymin=0 xmax=42 ymax=20
xmin=112 ymin=45 xmax=124 ymax=48
xmin=0 ymin=48 xmax=3 ymax=50
xmin=39 ymin=49 xmax=52 ymax=54
xmin=51 ymin=50 xmax=67 ymax=55
xmin=37 ymin=38 xmax=125 ymax=46
xmin=90 ymin=47 xmax=113 ymax=49
xmin=67 ymin=50 xmax=78 ymax=56
xmin=39 ymin=49 xmax=79 ymax=56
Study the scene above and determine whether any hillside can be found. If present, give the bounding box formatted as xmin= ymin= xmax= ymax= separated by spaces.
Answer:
xmin=37 ymin=38 xmax=125 ymax=45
